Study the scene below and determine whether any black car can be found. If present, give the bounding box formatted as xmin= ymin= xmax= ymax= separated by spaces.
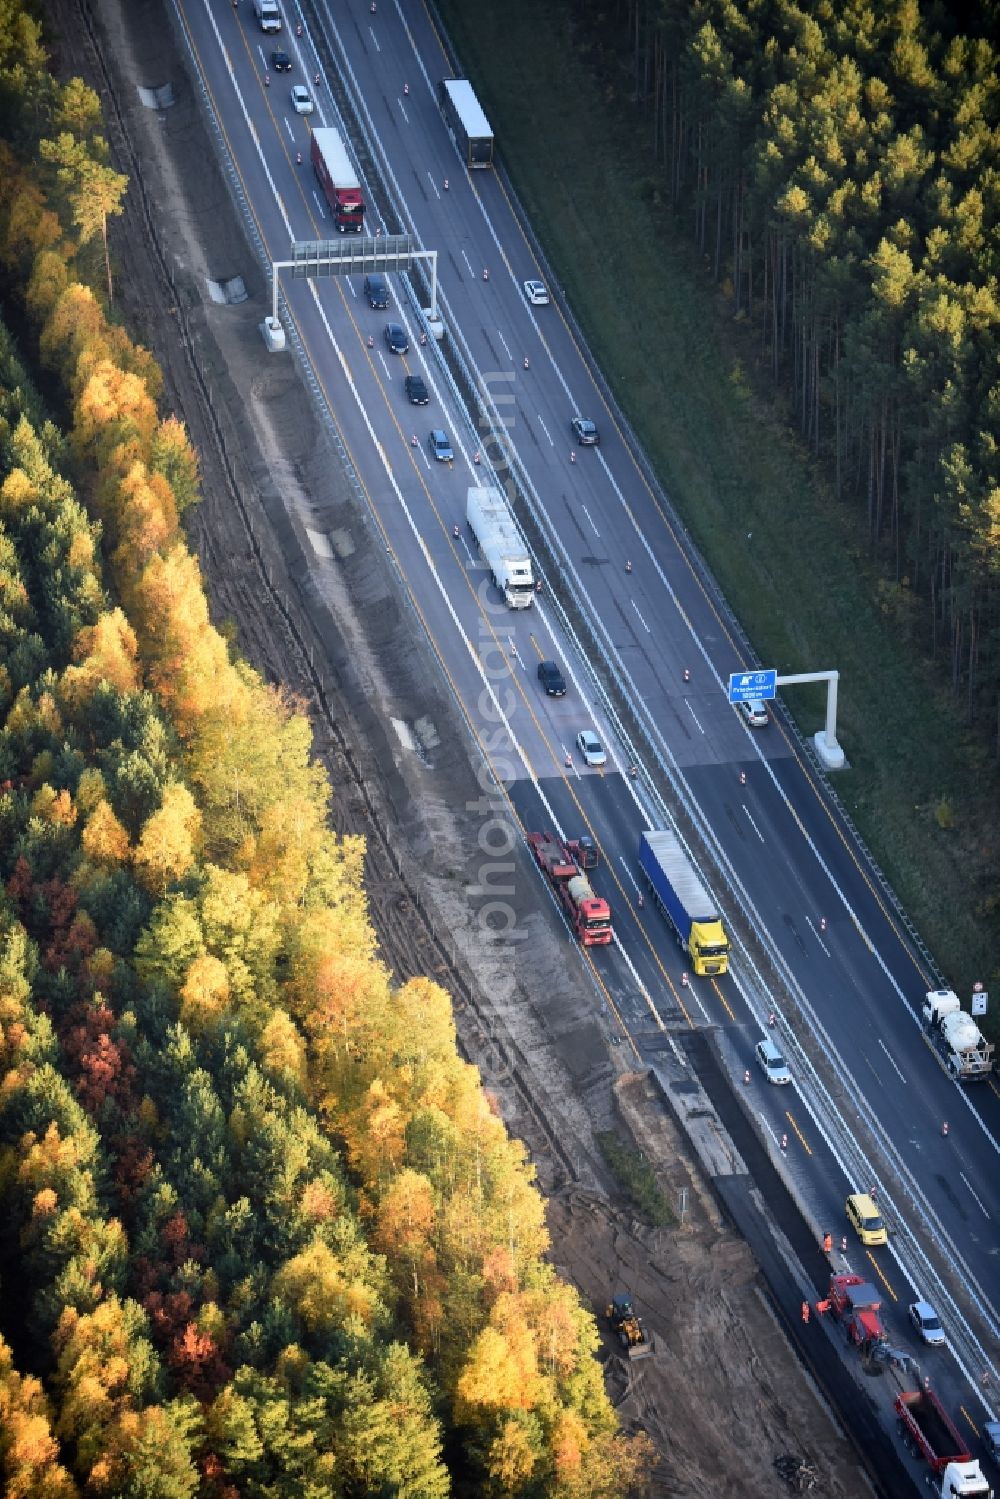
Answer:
xmin=364 ymin=272 xmax=388 ymax=310
xmin=404 ymin=374 xmax=428 ymax=405
xmin=384 ymin=322 xmax=408 ymax=354
xmin=271 ymin=50 xmax=292 ymax=72
xmin=537 ymin=660 xmax=567 ymax=697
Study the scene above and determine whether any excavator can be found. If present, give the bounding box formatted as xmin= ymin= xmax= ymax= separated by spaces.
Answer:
xmin=858 ymin=1335 xmax=921 ymax=1380
xmin=606 ymin=1294 xmax=653 ymax=1360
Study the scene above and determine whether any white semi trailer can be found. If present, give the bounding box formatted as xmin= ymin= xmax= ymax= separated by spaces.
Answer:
xmin=466 ymin=487 xmax=534 ymax=608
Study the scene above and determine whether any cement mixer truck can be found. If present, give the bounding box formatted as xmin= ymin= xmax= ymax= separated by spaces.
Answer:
xmin=527 ymin=832 xmax=612 ymax=946
xmin=922 ymin=990 xmax=995 ymax=1082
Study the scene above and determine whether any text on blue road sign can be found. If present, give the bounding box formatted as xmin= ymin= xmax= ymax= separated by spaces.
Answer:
xmin=728 ymin=668 xmax=777 ymax=704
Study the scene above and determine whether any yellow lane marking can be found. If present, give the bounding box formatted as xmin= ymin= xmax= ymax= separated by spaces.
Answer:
xmin=784 ymin=1110 xmax=812 ymax=1157
xmin=865 ymin=1253 xmax=897 ymax=1299
xmin=184 ymin=7 xmax=695 ymax=1035
xmin=710 ymin=976 xmax=736 ymax=1022
xmin=415 ymin=0 xmax=944 ymax=996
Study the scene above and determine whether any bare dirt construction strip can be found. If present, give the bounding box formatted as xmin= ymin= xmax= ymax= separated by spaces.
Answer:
xmin=40 ymin=0 xmax=872 ymax=1492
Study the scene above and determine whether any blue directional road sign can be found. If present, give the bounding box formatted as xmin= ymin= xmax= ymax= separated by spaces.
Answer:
xmin=728 ymin=668 xmax=777 ymax=704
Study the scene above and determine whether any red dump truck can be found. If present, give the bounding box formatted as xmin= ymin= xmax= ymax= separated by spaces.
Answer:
xmin=895 ymin=1387 xmax=969 ymax=1473
xmin=310 ymin=127 xmax=364 ymax=233
xmin=827 ymin=1274 xmax=885 ymax=1347
xmin=527 ymin=833 xmax=611 ymax=946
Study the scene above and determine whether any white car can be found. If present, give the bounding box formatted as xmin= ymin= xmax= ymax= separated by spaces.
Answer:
xmin=523 ymin=279 xmax=549 ymax=306
xmin=754 ymin=1036 xmax=791 ymax=1085
xmin=576 ymin=730 xmax=606 ymax=767
xmin=738 ymin=698 xmax=769 ymax=728
xmin=290 ymin=86 xmax=314 ymax=115
xmin=908 ymin=1300 xmax=945 ymax=1346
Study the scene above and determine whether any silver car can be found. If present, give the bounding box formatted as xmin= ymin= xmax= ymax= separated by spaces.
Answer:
xmin=523 ymin=279 xmax=549 ymax=306
xmin=908 ymin=1300 xmax=945 ymax=1346
xmin=576 ymin=729 xmax=606 ymax=767
xmin=755 ymin=1036 xmax=791 ymax=1085
xmin=428 ymin=429 xmax=453 ymax=463
xmin=290 ymin=85 xmax=314 ymax=115
xmin=738 ymin=698 xmax=769 ymax=727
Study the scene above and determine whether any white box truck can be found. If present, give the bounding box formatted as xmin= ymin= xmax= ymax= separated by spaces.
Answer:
xmin=466 ymin=487 xmax=534 ymax=608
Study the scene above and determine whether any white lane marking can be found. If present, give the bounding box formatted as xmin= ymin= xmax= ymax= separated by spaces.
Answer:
xmin=684 ymin=700 xmax=705 ymax=735
xmin=507 ymin=636 xmax=523 ymax=669
xmin=537 ymin=415 xmax=553 ymax=446
xmin=311 ymin=191 xmax=327 ymax=218
xmin=497 ymin=329 xmax=512 ymax=360
xmin=631 ymin=600 xmax=651 ymax=633
xmin=618 ymin=858 xmax=641 ymax=896
xmin=378 ymin=352 xmax=390 ymax=376
xmin=461 ymin=248 xmax=474 ymax=276
xmin=877 ymin=1038 xmax=906 ymax=1084
xmin=743 ymin=807 xmax=766 ymax=844
xmin=425 ymin=170 xmax=440 ymax=200
xmin=398 ymin=98 xmax=409 ymax=123
xmin=324 ymin=35 xmax=1000 ymax=1390
xmin=198 ymin=0 xmax=699 ymax=1185
xmin=611 ymin=923 xmax=673 ymax=1028
xmin=251 ymin=14 xmax=1000 ymax=1349
xmin=368 ymin=26 xmax=380 ymax=50
xmin=960 ymin=1173 xmax=991 ymax=1220
xmin=581 ymin=504 xmax=600 ymax=537
xmin=805 ymin=915 xmax=831 ymax=956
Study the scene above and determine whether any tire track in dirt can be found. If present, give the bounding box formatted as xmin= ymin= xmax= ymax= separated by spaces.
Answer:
xmin=41 ymin=5 xmax=893 ymax=1491
xmin=44 ymin=0 xmax=580 ymax=1193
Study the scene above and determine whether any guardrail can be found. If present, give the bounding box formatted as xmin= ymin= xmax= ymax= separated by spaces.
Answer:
xmin=174 ymin=0 xmax=995 ymax=1400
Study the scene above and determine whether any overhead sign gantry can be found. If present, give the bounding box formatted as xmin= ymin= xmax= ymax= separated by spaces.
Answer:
xmin=261 ymin=233 xmax=441 ymax=351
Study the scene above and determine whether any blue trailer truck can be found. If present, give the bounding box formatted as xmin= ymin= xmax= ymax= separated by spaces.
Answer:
xmin=638 ymin=830 xmax=730 ymax=976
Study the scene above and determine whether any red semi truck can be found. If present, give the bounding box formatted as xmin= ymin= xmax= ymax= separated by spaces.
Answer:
xmin=310 ymin=127 xmax=364 ymax=233
xmin=527 ymin=833 xmax=611 ymax=946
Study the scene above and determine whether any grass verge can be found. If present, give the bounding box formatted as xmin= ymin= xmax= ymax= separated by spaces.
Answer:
xmin=596 ymin=1131 xmax=674 ymax=1228
xmin=434 ymin=0 xmax=999 ymax=1010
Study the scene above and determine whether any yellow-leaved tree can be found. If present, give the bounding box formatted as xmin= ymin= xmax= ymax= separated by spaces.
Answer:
xmin=133 ymin=783 xmax=201 ymax=894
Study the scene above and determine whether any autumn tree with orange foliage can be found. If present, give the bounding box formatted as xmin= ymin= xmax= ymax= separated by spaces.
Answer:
xmin=0 ymin=8 xmax=653 ymax=1493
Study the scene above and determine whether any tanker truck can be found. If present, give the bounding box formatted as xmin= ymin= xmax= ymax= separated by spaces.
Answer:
xmin=527 ymin=832 xmax=611 ymax=946
xmin=922 ymin=990 xmax=995 ymax=1082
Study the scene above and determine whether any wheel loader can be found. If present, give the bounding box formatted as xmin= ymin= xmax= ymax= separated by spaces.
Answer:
xmin=606 ymin=1294 xmax=652 ymax=1360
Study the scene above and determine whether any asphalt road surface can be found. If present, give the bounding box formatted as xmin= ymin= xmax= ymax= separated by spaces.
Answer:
xmin=172 ymin=0 xmax=999 ymax=1466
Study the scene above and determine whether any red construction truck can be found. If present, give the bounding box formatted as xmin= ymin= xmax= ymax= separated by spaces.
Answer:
xmin=827 ymin=1274 xmax=885 ymax=1347
xmin=310 ymin=127 xmax=364 ymax=233
xmin=895 ymin=1389 xmax=991 ymax=1495
xmin=527 ymin=833 xmax=611 ymax=946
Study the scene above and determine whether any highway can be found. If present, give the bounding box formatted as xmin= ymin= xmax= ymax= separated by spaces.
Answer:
xmin=172 ymin=0 xmax=999 ymax=1468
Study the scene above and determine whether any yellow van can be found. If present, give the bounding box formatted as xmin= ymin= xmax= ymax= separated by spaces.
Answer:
xmin=846 ymin=1192 xmax=887 ymax=1246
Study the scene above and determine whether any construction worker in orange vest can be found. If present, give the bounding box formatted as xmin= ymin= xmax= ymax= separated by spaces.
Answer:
xmin=801 ymin=1300 xmax=810 ymax=1325
xmin=823 ymin=1232 xmax=833 ymax=1253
